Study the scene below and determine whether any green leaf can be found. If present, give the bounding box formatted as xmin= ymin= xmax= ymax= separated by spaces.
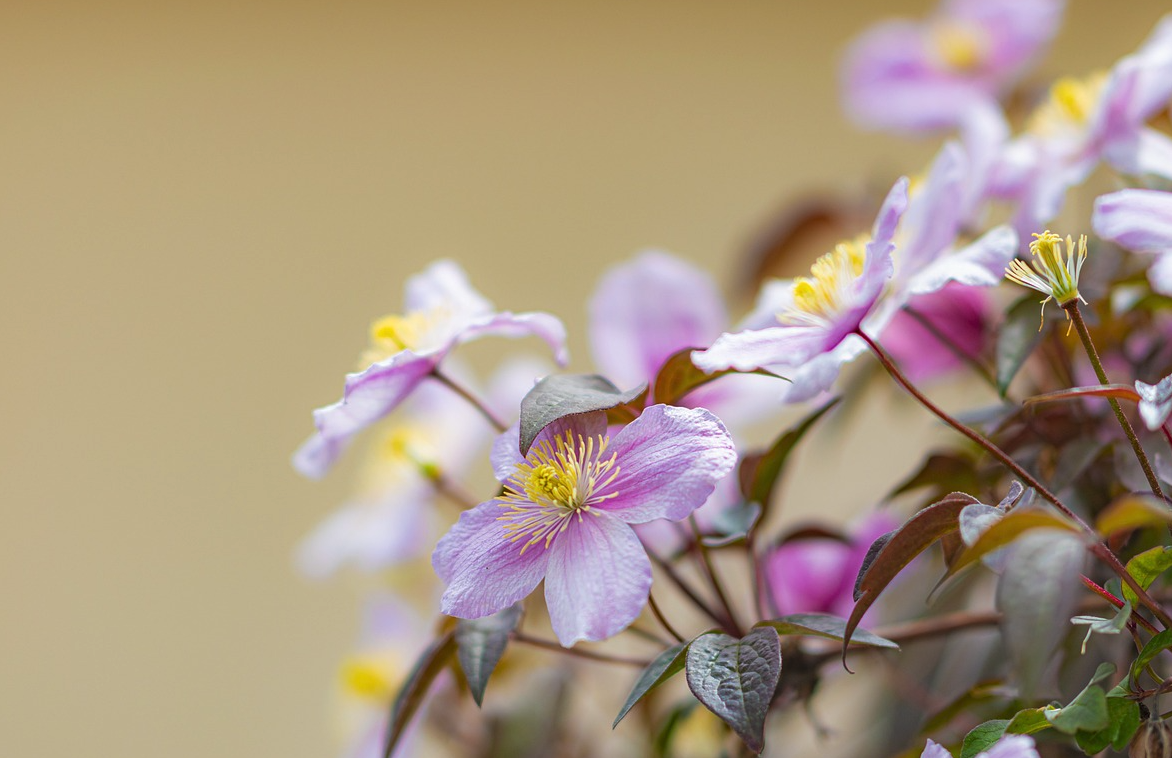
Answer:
xmin=738 ymin=398 xmax=840 ymax=511
xmin=1005 ymin=707 xmax=1054 ymax=736
xmin=454 ymin=603 xmax=523 ymax=707
xmin=613 ymin=642 xmax=689 ymax=728
xmin=960 ymin=720 xmax=1009 ymax=758
xmin=685 ymin=627 xmax=782 ymax=754
xmin=1046 ymin=684 xmax=1110 ymax=735
xmin=757 ymin=613 xmax=898 ymax=649
xmin=518 ymin=374 xmax=646 ymax=455
xmin=1130 ymin=628 xmax=1172 ymax=685
xmin=652 ymin=700 xmax=698 ymax=758
xmin=996 ymin=530 xmax=1086 ymax=700
xmin=651 ymin=347 xmax=786 ymax=408
xmin=1074 ymin=691 xmax=1142 ymax=754
xmin=996 ymin=293 xmax=1047 ymax=397
xmin=1096 ymin=494 xmax=1172 ymax=537
xmin=843 ymin=492 xmax=978 ymax=657
xmin=943 ymin=507 xmax=1083 ymax=583
xmin=1122 ymin=546 xmax=1172 ymax=607
xmin=1071 ymin=600 xmax=1131 ymax=654
xmin=383 ymin=629 xmax=457 ymax=758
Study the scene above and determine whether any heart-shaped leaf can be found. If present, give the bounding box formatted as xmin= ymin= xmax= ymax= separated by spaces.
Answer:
xmin=518 ymin=374 xmax=646 ymax=454
xmin=756 ymin=613 xmax=897 ymax=649
xmin=613 ymin=642 xmax=689 ymax=728
xmin=454 ymin=603 xmax=523 ymax=707
xmin=685 ymin=628 xmax=782 ymax=754
xmin=1122 ymin=546 xmax=1172 ymax=607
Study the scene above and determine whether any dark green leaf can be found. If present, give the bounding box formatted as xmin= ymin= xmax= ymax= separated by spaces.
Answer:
xmin=454 ymin=604 xmax=523 ymax=707
xmin=738 ymin=398 xmax=840 ymax=513
xmin=1122 ymin=546 xmax=1172 ymax=607
xmin=996 ymin=293 xmax=1047 ymax=397
xmin=518 ymin=374 xmax=646 ymax=454
xmin=996 ymin=530 xmax=1086 ymax=700
xmin=651 ymin=347 xmax=786 ymax=408
xmin=685 ymin=628 xmax=782 ymax=754
xmin=960 ymin=720 xmax=1009 ymax=758
xmin=1130 ymin=628 xmax=1172 ymax=685
xmin=757 ymin=613 xmax=897 ymax=649
xmin=613 ymin=643 xmax=689 ymax=728
xmin=1005 ymin=707 xmax=1053 ymax=736
xmin=384 ymin=629 xmax=457 ymax=758
xmin=843 ymin=493 xmax=978 ymax=658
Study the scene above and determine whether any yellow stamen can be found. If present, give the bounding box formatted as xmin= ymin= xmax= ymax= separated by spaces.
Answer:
xmin=780 ymin=235 xmax=868 ymax=326
xmin=931 ymin=22 xmax=987 ymax=72
xmin=1004 ymin=230 xmax=1089 ymax=332
xmin=1027 ymin=73 xmax=1108 ymax=136
xmin=340 ymin=657 xmax=395 ymax=702
xmin=498 ymin=430 xmax=621 ymax=554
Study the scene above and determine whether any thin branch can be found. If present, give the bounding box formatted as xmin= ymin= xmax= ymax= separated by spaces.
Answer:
xmin=510 ymin=632 xmax=650 ymax=667
xmin=431 ymin=370 xmax=508 ymax=432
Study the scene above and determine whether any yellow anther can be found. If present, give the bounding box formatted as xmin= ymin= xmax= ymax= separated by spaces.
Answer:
xmin=932 ymin=22 xmax=986 ymax=72
xmin=1004 ymin=230 xmax=1089 ymax=332
xmin=340 ymin=658 xmax=394 ymax=701
xmin=781 ymin=236 xmax=868 ymax=325
xmin=1027 ymin=73 xmax=1108 ymax=135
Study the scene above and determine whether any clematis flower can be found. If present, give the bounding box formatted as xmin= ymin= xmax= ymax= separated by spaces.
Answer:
xmin=1004 ymin=230 xmax=1088 ymax=329
xmin=433 ymin=405 xmax=737 ymax=646
xmin=922 ymin=735 xmax=1038 ymax=758
xmin=841 ymin=0 xmax=1065 ymax=133
xmin=692 ymin=178 xmax=908 ymax=402
xmin=993 ymin=14 xmax=1172 ymax=233
xmin=1136 ymin=374 xmax=1172 ymax=431
xmin=1093 ymin=188 xmax=1172 ymax=297
xmin=293 ymin=260 xmax=568 ymax=480
xmin=762 ymin=512 xmax=898 ymax=619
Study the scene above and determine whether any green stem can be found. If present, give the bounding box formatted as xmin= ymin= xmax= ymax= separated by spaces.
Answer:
xmin=1065 ymin=302 xmax=1166 ymax=501
xmin=858 ymin=329 xmax=1172 ymax=629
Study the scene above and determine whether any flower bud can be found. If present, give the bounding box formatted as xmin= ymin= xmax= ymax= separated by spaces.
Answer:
xmin=1131 ymin=719 xmax=1172 ymax=758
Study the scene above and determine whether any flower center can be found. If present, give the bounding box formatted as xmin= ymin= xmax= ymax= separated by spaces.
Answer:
xmin=931 ymin=22 xmax=987 ymax=72
xmin=778 ymin=236 xmax=868 ymax=327
xmin=499 ymin=430 xmax=620 ymax=553
xmin=1026 ymin=73 xmax=1108 ymax=136
xmin=340 ymin=655 xmax=400 ymax=703
xmin=1004 ymin=230 xmax=1088 ymax=330
xmin=358 ymin=307 xmax=451 ymax=367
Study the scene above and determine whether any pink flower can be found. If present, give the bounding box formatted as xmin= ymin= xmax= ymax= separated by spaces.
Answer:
xmin=433 ymin=406 xmax=736 ymax=646
xmin=841 ymin=0 xmax=1065 ymax=133
xmin=293 ymin=260 xmax=568 ymax=479
xmin=1093 ymin=188 xmax=1172 ymax=297
xmin=880 ymin=283 xmax=992 ymax=382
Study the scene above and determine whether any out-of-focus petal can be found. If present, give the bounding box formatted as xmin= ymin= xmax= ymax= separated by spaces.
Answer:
xmin=1106 ymin=127 xmax=1172 ymax=180
xmin=1136 ymin=375 xmax=1172 ymax=430
xmin=944 ymin=0 xmax=1065 ymax=78
xmin=880 ymin=283 xmax=990 ymax=383
xmin=543 ymin=513 xmax=652 ymax=645
xmin=776 ymin=338 xmax=867 ymax=404
xmin=296 ymin=489 xmax=432 ymax=578
xmin=982 ymin=734 xmax=1040 ymax=758
xmin=455 ymin=311 xmax=570 ymax=366
xmin=899 ymin=143 xmax=966 ymax=273
xmin=1093 ymin=188 xmax=1172 ymax=253
xmin=693 ymin=325 xmax=829 ymax=373
xmin=1150 ymin=252 xmax=1172 ymax=296
xmin=601 ymin=405 xmax=737 ymax=524
xmin=589 ymin=251 xmax=727 ymax=388
xmin=402 ymin=259 xmax=493 ymax=318
xmin=906 ymin=225 xmax=1018 ymax=296
xmin=435 ymin=500 xmax=551 ymax=619
xmin=919 ymin=739 xmax=953 ymax=758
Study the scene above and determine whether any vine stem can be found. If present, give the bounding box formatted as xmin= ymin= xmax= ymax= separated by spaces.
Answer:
xmin=857 ymin=329 xmax=1172 ymax=629
xmin=647 ymin=591 xmax=686 ymax=643
xmin=431 ymin=369 xmax=508 ymax=432
xmin=647 ymin=549 xmax=736 ymax=632
xmin=510 ymin=632 xmax=650 ymax=667
xmin=901 ymin=303 xmax=996 ymax=389
xmin=1065 ymin=302 xmax=1166 ymax=502
xmin=690 ymin=515 xmax=745 ymax=637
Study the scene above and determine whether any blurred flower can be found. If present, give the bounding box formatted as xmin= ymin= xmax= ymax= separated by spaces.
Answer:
xmin=433 ymin=406 xmax=736 ymax=646
xmin=880 ymin=283 xmax=991 ymax=382
xmin=922 ymin=735 xmax=1038 ymax=758
xmin=993 ymin=14 xmax=1172 ymax=233
xmin=693 ymin=178 xmax=908 ymax=402
xmin=1093 ymin=188 xmax=1172 ymax=296
xmin=1137 ymin=374 xmax=1172 ymax=431
xmin=293 ymin=260 xmax=568 ymax=479
xmin=841 ymin=0 xmax=1065 ymax=133
xmin=762 ymin=511 xmax=897 ymax=619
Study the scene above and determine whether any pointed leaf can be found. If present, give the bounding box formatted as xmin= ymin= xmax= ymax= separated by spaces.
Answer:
xmin=613 ymin=642 xmax=689 ymax=728
xmin=383 ymin=629 xmax=457 ymax=758
xmin=1131 ymin=628 xmax=1172 ymax=686
xmin=1122 ymin=546 xmax=1172 ymax=607
xmin=685 ymin=628 xmax=782 ymax=754
xmin=996 ymin=293 xmax=1047 ymax=397
xmin=652 ymin=347 xmax=786 ymax=407
xmin=1046 ymin=667 xmax=1112 ymax=735
xmin=519 ymin=374 xmax=646 ymax=454
xmin=996 ymin=530 xmax=1086 ymax=700
xmin=1005 ymin=707 xmax=1055 ymax=736
xmin=757 ymin=613 xmax=898 ymax=649
xmin=454 ymin=603 xmax=523 ymax=707
xmin=738 ymin=398 xmax=840 ymax=510
xmin=960 ymin=720 xmax=1010 ymax=758
xmin=943 ymin=508 xmax=1082 ymax=584
xmin=1023 ymin=383 xmax=1142 ymax=407
xmin=1096 ymin=494 xmax=1172 ymax=537
xmin=843 ymin=493 xmax=978 ymax=656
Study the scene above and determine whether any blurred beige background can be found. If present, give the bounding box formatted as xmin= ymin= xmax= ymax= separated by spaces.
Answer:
xmin=1 ymin=1 xmax=1166 ymax=756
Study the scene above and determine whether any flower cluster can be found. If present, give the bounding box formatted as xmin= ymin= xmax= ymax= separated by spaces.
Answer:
xmin=291 ymin=3 xmax=1172 ymax=757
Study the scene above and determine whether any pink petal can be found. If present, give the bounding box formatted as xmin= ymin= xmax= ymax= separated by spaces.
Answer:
xmin=435 ymin=500 xmax=551 ymax=619
xmin=402 ymin=259 xmax=493 ymax=317
xmin=1094 ymin=189 xmax=1172 ymax=253
xmin=457 ymin=311 xmax=570 ymax=367
xmin=692 ymin=325 xmax=829 ymax=373
xmin=296 ymin=488 xmax=432 ymax=578
xmin=600 ymin=405 xmax=737 ymax=524
xmin=544 ymin=513 xmax=652 ymax=645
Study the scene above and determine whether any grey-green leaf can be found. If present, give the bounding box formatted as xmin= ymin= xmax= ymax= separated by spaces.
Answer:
xmin=995 ymin=529 xmax=1086 ymax=700
xmin=757 ymin=613 xmax=898 ymax=649
xmin=518 ymin=374 xmax=646 ymax=455
xmin=613 ymin=642 xmax=689 ymax=728
xmin=685 ymin=628 xmax=782 ymax=754
xmin=455 ymin=603 xmax=523 ymax=707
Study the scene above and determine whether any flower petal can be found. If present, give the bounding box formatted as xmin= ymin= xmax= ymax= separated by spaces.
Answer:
xmin=543 ymin=513 xmax=652 ymax=645
xmin=1094 ymin=188 xmax=1172 ymax=254
xmin=599 ymin=405 xmax=736 ymax=524
xmin=899 ymin=143 xmax=966 ymax=274
xmin=435 ymin=500 xmax=551 ymax=619
xmin=692 ymin=325 xmax=828 ymax=373
xmin=776 ymin=337 xmax=867 ymax=404
xmin=296 ymin=488 xmax=432 ymax=578
xmin=906 ymin=225 xmax=1019 ymax=296
xmin=588 ymin=250 xmax=727 ymax=388
xmin=403 ymin=259 xmax=493 ymax=318
xmin=293 ymin=352 xmax=437 ymax=479
xmin=457 ymin=311 xmax=570 ymax=367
